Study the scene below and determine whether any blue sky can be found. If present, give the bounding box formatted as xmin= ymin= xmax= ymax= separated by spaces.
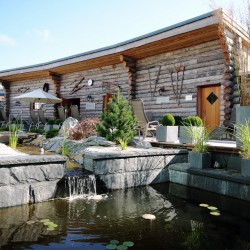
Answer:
xmin=0 ymin=0 xmax=234 ymax=71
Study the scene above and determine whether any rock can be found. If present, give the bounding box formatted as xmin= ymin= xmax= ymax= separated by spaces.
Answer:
xmin=58 ymin=117 xmax=79 ymax=138
xmin=129 ymin=138 xmax=152 ymax=149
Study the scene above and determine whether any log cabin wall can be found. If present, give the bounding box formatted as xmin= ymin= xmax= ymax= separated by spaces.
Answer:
xmin=9 ymin=77 xmax=55 ymax=122
xmin=60 ymin=63 xmax=129 ymax=117
xmin=135 ymin=40 xmax=225 ymax=122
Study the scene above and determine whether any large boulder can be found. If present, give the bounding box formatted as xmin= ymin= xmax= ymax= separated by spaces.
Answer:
xmin=58 ymin=117 xmax=80 ymax=138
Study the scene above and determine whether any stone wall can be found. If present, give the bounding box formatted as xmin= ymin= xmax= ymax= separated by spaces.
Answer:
xmin=0 ymin=155 xmax=66 ymax=208
xmin=83 ymin=146 xmax=188 ymax=190
xmin=169 ymin=163 xmax=250 ymax=202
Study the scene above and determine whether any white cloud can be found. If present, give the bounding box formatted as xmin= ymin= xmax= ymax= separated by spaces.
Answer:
xmin=0 ymin=34 xmax=16 ymax=46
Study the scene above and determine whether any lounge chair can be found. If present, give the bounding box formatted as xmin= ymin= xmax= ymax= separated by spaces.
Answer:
xmin=70 ymin=105 xmax=80 ymax=120
xmin=58 ymin=106 xmax=66 ymax=122
xmin=37 ymin=109 xmax=48 ymax=128
xmin=210 ymin=107 xmax=236 ymax=140
xmin=130 ymin=99 xmax=160 ymax=139
xmin=29 ymin=108 xmax=41 ymax=130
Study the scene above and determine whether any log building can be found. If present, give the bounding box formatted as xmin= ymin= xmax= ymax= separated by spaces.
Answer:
xmin=0 ymin=9 xmax=249 ymax=129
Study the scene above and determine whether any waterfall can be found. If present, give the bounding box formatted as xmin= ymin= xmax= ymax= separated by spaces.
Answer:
xmin=66 ymin=172 xmax=97 ymax=199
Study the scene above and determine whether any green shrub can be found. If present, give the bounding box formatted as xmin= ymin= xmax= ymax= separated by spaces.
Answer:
xmin=29 ymin=128 xmax=45 ymax=134
xmin=96 ymin=91 xmax=137 ymax=148
xmin=162 ymin=114 xmax=175 ymax=126
xmin=47 ymin=119 xmax=55 ymax=125
xmin=182 ymin=116 xmax=203 ymax=127
xmin=45 ymin=128 xmax=59 ymax=138
xmin=55 ymin=118 xmax=62 ymax=125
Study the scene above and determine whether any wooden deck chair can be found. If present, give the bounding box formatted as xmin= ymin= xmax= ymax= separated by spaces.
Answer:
xmin=58 ymin=106 xmax=66 ymax=122
xmin=70 ymin=105 xmax=80 ymax=120
xmin=130 ymin=99 xmax=160 ymax=139
xmin=37 ymin=109 xmax=48 ymax=128
xmin=29 ymin=108 xmax=41 ymax=130
xmin=210 ymin=107 xmax=236 ymax=140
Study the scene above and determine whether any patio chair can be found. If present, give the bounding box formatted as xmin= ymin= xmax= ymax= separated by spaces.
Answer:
xmin=130 ymin=99 xmax=160 ymax=139
xmin=37 ymin=109 xmax=48 ymax=128
xmin=29 ymin=108 xmax=41 ymax=130
xmin=70 ymin=105 xmax=80 ymax=120
xmin=210 ymin=107 xmax=236 ymax=140
xmin=58 ymin=106 xmax=66 ymax=122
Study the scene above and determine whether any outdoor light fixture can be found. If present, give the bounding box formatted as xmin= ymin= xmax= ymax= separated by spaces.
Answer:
xmin=88 ymin=79 xmax=94 ymax=86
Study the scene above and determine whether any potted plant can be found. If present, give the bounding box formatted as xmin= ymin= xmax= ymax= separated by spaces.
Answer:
xmin=185 ymin=124 xmax=211 ymax=169
xmin=156 ymin=114 xmax=178 ymax=142
xmin=235 ymin=119 xmax=250 ymax=177
xmin=179 ymin=116 xmax=203 ymax=144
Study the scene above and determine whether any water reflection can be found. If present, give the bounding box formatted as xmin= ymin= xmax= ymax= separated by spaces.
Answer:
xmin=0 ymin=183 xmax=250 ymax=249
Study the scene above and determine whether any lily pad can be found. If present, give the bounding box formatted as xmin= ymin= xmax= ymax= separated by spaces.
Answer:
xmin=110 ymin=240 xmax=119 ymax=245
xmin=117 ymin=245 xmax=128 ymax=250
xmin=47 ymin=226 xmax=56 ymax=231
xmin=106 ymin=244 xmax=117 ymax=249
xmin=123 ymin=241 xmax=134 ymax=247
xmin=210 ymin=211 xmax=221 ymax=216
xmin=199 ymin=203 xmax=209 ymax=207
xmin=142 ymin=214 xmax=156 ymax=220
xmin=207 ymin=206 xmax=218 ymax=211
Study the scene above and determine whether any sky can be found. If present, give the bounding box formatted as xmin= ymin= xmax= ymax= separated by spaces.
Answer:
xmin=0 ymin=0 xmax=237 ymax=71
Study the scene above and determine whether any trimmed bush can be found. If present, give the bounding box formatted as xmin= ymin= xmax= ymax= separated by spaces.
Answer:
xmin=161 ymin=114 xmax=175 ymax=126
xmin=182 ymin=116 xmax=203 ymax=127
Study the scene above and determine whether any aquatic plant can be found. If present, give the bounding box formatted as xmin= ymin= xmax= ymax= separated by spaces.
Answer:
xmin=9 ymin=119 xmax=21 ymax=149
xmin=184 ymin=126 xmax=210 ymax=153
xmin=106 ymin=240 xmax=134 ymax=250
xmin=235 ymin=119 xmax=250 ymax=159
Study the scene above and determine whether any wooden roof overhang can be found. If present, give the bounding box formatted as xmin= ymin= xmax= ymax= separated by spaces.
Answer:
xmin=0 ymin=11 xmax=220 ymax=83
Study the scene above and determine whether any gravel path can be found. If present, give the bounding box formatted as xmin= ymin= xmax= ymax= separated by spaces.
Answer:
xmin=0 ymin=143 xmax=27 ymax=156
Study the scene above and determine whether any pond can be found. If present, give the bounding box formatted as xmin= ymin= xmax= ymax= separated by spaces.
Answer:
xmin=1 ymin=182 xmax=250 ymax=250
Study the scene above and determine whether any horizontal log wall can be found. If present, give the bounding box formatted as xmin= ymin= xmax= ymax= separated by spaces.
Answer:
xmin=9 ymin=78 xmax=55 ymax=122
xmin=136 ymin=40 xmax=225 ymax=122
xmin=60 ymin=64 xmax=129 ymax=118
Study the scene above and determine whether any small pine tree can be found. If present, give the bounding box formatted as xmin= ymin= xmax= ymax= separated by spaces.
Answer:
xmin=96 ymin=91 xmax=138 ymax=145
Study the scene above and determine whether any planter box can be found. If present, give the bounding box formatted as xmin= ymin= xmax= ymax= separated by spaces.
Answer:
xmin=236 ymin=106 xmax=250 ymax=147
xmin=179 ymin=126 xmax=204 ymax=144
xmin=156 ymin=126 xmax=178 ymax=142
xmin=188 ymin=151 xmax=211 ymax=169
xmin=241 ymin=158 xmax=250 ymax=177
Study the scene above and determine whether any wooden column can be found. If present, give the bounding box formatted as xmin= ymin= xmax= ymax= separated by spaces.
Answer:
xmin=120 ymin=54 xmax=137 ymax=100
xmin=49 ymin=72 xmax=61 ymax=118
xmin=1 ymin=80 xmax=10 ymax=119
xmin=218 ymin=28 xmax=238 ymax=126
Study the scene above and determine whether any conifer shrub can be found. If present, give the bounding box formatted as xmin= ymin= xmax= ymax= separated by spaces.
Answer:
xmin=161 ymin=114 xmax=175 ymax=126
xmin=96 ymin=91 xmax=138 ymax=148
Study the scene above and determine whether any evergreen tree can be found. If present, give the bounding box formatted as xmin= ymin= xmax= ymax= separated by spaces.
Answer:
xmin=96 ymin=91 xmax=137 ymax=146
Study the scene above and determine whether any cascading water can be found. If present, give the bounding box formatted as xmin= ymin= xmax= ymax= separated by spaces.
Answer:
xmin=65 ymin=169 xmax=98 ymax=200
xmin=67 ymin=174 xmax=97 ymax=199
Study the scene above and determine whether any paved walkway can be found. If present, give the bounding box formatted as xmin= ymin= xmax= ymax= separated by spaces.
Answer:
xmin=0 ymin=143 xmax=27 ymax=156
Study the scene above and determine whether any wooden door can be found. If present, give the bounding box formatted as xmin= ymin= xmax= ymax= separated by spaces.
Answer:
xmin=103 ymin=93 xmax=113 ymax=110
xmin=198 ymin=85 xmax=220 ymax=129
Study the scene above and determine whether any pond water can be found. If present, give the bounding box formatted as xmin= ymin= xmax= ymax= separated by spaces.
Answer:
xmin=1 ymin=182 xmax=250 ymax=250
